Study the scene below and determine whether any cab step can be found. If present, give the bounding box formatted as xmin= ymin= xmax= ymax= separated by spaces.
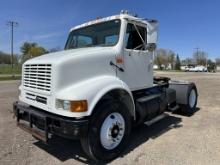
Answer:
xmin=144 ymin=113 xmax=168 ymax=126
xmin=169 ymin=104 xmax=180 ymax=112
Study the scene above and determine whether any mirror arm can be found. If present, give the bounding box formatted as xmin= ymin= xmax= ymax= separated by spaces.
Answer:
xmin=134 ymin=24 xmax=146 ymax=45
xmin=146 ymin=43 xmax=157 ymax=51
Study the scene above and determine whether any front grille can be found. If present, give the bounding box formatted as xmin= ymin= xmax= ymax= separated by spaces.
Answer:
xmin=23 ymin=64 xmax=52 ymax=92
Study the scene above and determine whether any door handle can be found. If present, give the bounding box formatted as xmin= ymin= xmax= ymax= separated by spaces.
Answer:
xmin=110 ymin=61 xmax=124 ymax=72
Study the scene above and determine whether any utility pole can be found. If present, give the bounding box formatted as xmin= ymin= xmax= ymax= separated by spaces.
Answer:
xmin=195 ymin=47 xmax=200 ymax=57
xmin=7 ymin=21 xmax=18 ymax=78
xmin=205 ymin=53 xmax=208 ymax=68
xmin=194 ymin=47 xmax=200 ymax=66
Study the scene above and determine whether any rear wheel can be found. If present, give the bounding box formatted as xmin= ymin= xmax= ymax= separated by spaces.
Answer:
xmin=180 ymin=83 xmax=198 ymax=115
xmin=81 ymin=100 xmax=131 ymax=162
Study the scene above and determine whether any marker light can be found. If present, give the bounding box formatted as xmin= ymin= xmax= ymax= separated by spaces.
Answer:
xmin=70 ymin=100 xmax=88 ymax=112
xmin=116 ymin=56 xmax=123 ymax=64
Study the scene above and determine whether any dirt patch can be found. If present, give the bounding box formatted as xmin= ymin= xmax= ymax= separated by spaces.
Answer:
xmin=0 ymin=72 xmax=220 ymax=165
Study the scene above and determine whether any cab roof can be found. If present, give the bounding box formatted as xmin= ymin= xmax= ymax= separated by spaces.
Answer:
xmin=70 ymin=13 xmax=157 ymax=32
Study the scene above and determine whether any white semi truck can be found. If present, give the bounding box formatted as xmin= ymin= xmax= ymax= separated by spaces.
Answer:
xmin=13 ymin=11 xmax=198 ymax=162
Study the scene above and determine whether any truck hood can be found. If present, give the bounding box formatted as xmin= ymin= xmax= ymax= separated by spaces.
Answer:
xmin=25 ymin=47 xmax=114 ymax=65
xmin=23 ymin=46 xmax=118 ymax=93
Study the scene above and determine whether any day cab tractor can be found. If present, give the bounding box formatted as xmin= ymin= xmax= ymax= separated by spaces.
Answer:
xmin=13 ymin=11 xmax=198 ymax=162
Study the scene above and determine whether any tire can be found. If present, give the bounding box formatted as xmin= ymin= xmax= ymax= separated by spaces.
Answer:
xmin=81 ymin=99 xmax=131 ymax=162
xmin=180 ymin=83 xmax=198 ymax=115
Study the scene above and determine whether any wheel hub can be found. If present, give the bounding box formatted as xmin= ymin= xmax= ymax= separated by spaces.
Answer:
xmin=100 ymin=112 xmax=125 ymax=150
xmin=189 ymin=89 xmax=196 ymax=108
xmin=111 ymin=125 xmax=120 ymax=138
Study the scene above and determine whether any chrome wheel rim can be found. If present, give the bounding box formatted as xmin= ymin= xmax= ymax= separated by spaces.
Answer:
xmin=189 ymin=89 xmax=196 ymax=108
xmin=100 ymin=112 xmax=125 ymax=150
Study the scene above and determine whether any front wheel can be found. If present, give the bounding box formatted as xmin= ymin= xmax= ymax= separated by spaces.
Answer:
xmin=81 ymin=100 xmax=131 ymax=162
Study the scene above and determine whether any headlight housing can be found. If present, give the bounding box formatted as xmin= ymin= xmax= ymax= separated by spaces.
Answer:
xmin=56 ymin=99 xmax=88 ymax=112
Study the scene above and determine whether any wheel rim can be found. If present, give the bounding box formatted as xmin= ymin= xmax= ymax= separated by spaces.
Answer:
xmin=189 ymin=89 xmax=196 ymax=108
xmin=100 ymin=112 xmax=125 ymax=150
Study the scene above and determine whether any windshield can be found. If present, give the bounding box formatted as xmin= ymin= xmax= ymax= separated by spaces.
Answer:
xmin=65 ymin=19 xmax=121 ymax=49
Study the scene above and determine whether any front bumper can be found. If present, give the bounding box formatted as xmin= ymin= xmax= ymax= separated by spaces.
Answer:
xmin=13 ymin=101 xmax=89 ymax=143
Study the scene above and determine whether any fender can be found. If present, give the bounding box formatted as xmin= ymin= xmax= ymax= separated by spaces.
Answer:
xmin=55 ymin=75 xmax=135 ymax=117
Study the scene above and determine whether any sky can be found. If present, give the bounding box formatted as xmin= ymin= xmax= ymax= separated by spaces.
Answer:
xmin=0 ymin=0 xmax=220 ymax=60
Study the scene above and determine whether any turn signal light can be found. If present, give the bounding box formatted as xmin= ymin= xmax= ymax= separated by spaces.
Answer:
xmin=70 ymin=100 xmax=88 ymax=112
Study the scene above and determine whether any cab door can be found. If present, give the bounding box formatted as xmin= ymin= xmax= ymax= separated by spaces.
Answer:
xmin=117 ymin=22 xmax=153 ymax=91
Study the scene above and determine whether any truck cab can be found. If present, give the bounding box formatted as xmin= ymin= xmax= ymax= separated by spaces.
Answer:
xmin=14 ymin=11 xmax=198 ymax=162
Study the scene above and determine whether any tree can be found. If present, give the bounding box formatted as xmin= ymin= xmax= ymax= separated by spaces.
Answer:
xmin=0 ymin=51 xmax=10 ymax=64
xmin=154 ymin=48 xmax=167 ymax=70
xmin=0 ymin=51 xmax=18 ymax=65
xmin=175 ymin=54 xmax=181 ymax=70
xmin=168 ymin=51 xmax=175 ymax=69
xmin=215 ymin=58 xmax=220 ymax=66
xmin=20 ymin=42 xmax=37 ymax=55
xmin=28 ymin=47 xmax=47 ymax=57
xmin=154 ymin=48 xmax=176 ymax=70
xmin=193 ymin=50 xmax=208 ymax=66
xmin=20 ymin=42 xmax=47 ymax=63
xmin=182 ymin=58 xmax=194 ymax=65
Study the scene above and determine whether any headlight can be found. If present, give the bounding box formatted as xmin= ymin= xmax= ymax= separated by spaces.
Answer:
xmin=63 ymin=100 xmax=71 ymax=110
xmin=56 ymin=99 xmax=88 ymax=112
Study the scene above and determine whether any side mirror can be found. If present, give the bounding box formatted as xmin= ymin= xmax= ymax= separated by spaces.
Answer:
xmin=145 ymin=43 xmax=156 ymax=51
xmin=146 ymin=21 xmax=158 ymax=45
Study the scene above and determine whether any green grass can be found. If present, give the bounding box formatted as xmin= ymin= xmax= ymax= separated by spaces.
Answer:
xmin=0 ymin=65 xmax=22 ymax=74
xmin=0 ymin=76 xmax=21 ymax=81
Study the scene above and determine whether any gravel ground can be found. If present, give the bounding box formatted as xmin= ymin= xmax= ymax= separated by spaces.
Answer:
xmin=0 ymin=72 xmax=220 ymax=165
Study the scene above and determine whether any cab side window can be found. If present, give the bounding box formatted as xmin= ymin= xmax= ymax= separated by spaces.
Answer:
xmin=125 ymin=23 xmax=147 ymax=50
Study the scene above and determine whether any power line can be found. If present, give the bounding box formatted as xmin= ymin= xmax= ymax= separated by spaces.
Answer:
xmin=6 ymin=21 xmax=18 ymax=77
